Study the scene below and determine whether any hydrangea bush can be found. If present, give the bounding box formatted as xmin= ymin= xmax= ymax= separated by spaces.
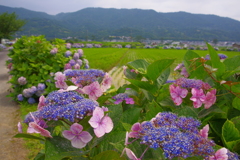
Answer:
xmin=13 ymin=39 xmax=240 ymax=160
xmin=6 ymin=36 xmax=89 ymax=103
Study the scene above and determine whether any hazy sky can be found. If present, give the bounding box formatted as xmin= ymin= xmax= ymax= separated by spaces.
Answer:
xmin=1 ymin=0 xmax=240 ymax=21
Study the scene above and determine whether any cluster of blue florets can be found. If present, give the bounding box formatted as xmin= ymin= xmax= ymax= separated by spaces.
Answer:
xmin=175 ymin=78 xmax=211 ymax=90
xmin=135 ymin=112 xmax=215 ymax=159
xmin=24 ymin=91 xmax=99 ymax=123
xmin=64 ymin=69 xmax=105 ymax=87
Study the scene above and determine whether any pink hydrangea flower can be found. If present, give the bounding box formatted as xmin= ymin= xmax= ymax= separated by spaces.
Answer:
xmin=82 ymin=81 xmax=103 ymax=100
xmin=62 ymin=123 xmax=92 ymax=149
xmin=125 ymin=98 xmax=135 ymax=104
xmin=101 ymin=73 xmax=112 ymax=92
xmin=74 ymin=64 xmax=80 ymax=69
xmin=169 ymin=84 xmax=188 ymax=106
xmin=204 ymin=89 xmax=216 ymax=109
xmin=54 ymin=72 xmax=68 ymax=89
xmin=199 ymin=124 xmax=209 ymax=138
xmin=129 ymin=122 xmax=141 ymax=138
xmin=37 ymin=95 xmax=45 ymax=110
xmin=180 ymin=67 xmax=189 ymax=78
xmin=88 ymin=107 xmax=113 ymax=138
xmin=28 ymin=122 xmax=52 ymax=138
xmin=209 ymin=148 xmax=228 ymax=160
xmin=190 ymin=88 xmax=206 ymax=108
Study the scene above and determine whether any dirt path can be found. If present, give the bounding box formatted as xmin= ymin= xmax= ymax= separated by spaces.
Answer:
xmin=0 ymin=49 xmax=28 ymax=160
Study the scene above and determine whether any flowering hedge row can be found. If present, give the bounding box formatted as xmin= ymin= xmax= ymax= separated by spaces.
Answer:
xmin=10 ymin=36 xmax=240 ymax=160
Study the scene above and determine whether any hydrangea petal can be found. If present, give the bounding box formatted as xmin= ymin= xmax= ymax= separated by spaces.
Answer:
xmin=70 ymin=123 xmax=83 ymax=134
xmin=101 ymin=115 xmax=113 ymax=133
xmin=71 ymin=137 xmax=87 ymax=149
xmin=62 ymin=130 xmax=75 ymax=140
xmin=79 ymin=131 xmax=93 ymax=143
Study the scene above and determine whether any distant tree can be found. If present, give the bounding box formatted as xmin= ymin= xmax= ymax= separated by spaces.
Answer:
xmin=0 ymin=12 xmax=26 ymax=43
xmin=213 ymin=38 xmax=218 ymax=45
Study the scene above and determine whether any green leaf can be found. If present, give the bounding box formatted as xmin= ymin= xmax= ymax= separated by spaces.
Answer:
xmin=206 ymin=43 xmax=225 ymax=78
xmin=92 ymin=150 xmax=126 ymax=160
xmin=233 ymin=97 xmax=240 ymax=111
xmin=127 ymin=79 xmax=157 ymax=94
xmin=198 ymin=105 xmax=224 ymax=118
xmin=121 ymin=107 xmax=141 ymax=124
xmin=121 ymin=122 xmax=132 ymax=131
xmin=183 ymin=50 xmax=207 ymax=79
xmin=146 ymin=59 xmax=174 ymax=81
xmin=209 ymin=119 xmax=226 ymax=137
xmin=127 ymin=59 xmax=150 ymax=72
xmin=223 ymin=55 xmax=240 ymax=71
xmin=222 ymin=120 xmax=240 ymax=142
xmin=232 ymin=141 xmax=240 ymax=154
xmin=174 ymin=106 xmax=198 ymax=119
xmin=231 ymin=116 xmax=240 ymax=132
xmin=45 ymin=136 xmax=88 ymax=160
xmin=145 ymin=100 xmax=163 ymax=121
xmin=14 ymin=133 xmax=45 ymax=141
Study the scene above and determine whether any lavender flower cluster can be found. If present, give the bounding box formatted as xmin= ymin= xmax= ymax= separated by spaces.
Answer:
xmin=18 ymin=83 xmax=46 ymax=104
xmin=129 ymin=112 xmax=215 ymax=159
xmin=64 ymin=69 xmax=105 ymax=87
xmin=64 ymin=48 xmax=88 ymax=70
xmin=205 ymin=53 xmax=228 ymax=60
xmin=112 ymin=93 xmax=134 ymax=104
xmin=175 ymin=78 xmax=212 ymax=90
xmin=24 ymin=91 xmax=99 ymax=123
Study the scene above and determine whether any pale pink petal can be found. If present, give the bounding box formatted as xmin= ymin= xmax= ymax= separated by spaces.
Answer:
xmin=125 ymin=148 xmax=139 ymax=160
xmin=38 ymin=95 xmax=45 ymax=110
xmin=101 ymin=115 xmax=113 ymax=133
xmin=200 ymin=124 xmax=209 ymax=138
xmin=27 ymin=126 xmax=40 ymax=133
xmin=62 ymin=130 xmax=75 ymax=140
xmin=29 ymin=122 xmax=52 ymax=138
xmin=180 ymin=88 xmax=188 ymax=98
xmin=79 ymin=131 xmax=93 ymax=143
xmin=125 ymin=132 xmax=129 ymax=145
xmin=89 ymin=107 xmax=104 ymax=128
xmin=66 ymin=85 xmax=78 ymax=91
xmin=18 ymin=122 xmax=22 ymax=133
xmin=214 ymin=148 xmax=228 ymax=160
xmin=94 ymin=124 xmax=106 ymax=138
xmin=131 ymin=122 xmax=141 ymax=132
xmin=193 ymin=100 xmax=203 ymax=108
xmin=173 ymin=96 xmax=183 ymax=106
xmin=71 ymin=137 xmax=87 ymax=149
xmin=70 ymin=123 xmax=83 ymax=134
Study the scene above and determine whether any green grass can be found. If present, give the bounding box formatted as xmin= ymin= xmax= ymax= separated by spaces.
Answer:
xmin=84 ymin=48 xmax=240 ymax=71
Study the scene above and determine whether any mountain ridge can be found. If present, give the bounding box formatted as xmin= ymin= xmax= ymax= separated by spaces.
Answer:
xmin=1 ymin=5 xmax=240 ymax=41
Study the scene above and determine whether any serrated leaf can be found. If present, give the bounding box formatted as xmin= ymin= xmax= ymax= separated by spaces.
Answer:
xmin=146 ymin=59 xmax=174 ymax=81
xmin=222 ymin=120 xmax=240 ymax=142
xmin=127 ymin=59 xmax=150 ymax=72
xmin=45 ymin=136 xmax=89 ymax=160
xmin=232 ymin=97 xmax=240 ymax=111
xmin=127 ymin=79 xmax=157 ymax=94
xmin=206 ymin=43 xmax=225 ymax=78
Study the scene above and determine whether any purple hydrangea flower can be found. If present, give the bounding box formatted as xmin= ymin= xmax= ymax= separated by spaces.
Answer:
xmin=28 ymin=97 xmax=36 ymax=104
xmin=24 ymin=91 xmax=98 ymax=123
xmin=69 ymin=59 xmax=76 ymax=66
xmin=37 ymin=83 xmax=46 ymax=91
xmin=73 ymin=53 xmax=80 ymax=60
xmin=18 ymin=76 xmax=27 ymax=85
xmin=50 ymin=48 xmax=58 ymax=54
xmin=65 ymin=50 xmax=72 ymax=57
xmin=112 ymin=93 xmax=134 ymax=104
xmin=127 ymin=112 xmax=215 ymax=159
xmin=17 ymin=94 xmax=24 ymax=101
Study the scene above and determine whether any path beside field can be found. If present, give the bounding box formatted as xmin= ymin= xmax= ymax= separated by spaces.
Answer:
xmin=0 ymin=49 xmax=28 ymax=160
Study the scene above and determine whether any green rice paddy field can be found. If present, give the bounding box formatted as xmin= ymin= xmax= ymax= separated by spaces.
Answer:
xmin=83 ymin=48 xmax=240 ymax=71
xmin=83 ymin=48 xmax=240 ymax=88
